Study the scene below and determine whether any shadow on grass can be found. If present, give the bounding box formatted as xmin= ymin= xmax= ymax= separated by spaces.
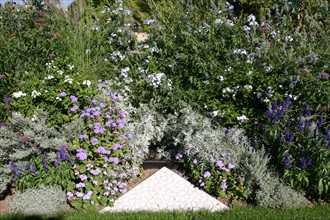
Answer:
xmin=0 ymin=213 xmax=65 ymax=220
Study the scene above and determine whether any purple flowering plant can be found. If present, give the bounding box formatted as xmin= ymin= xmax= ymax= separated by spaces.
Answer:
xmin=66 ymin=86 xmax=139 ymax=209
xmin=262 ymin=95 xmax=330 ymax=199
xmin=10 ymin=146 xmax=74 ymax=192
xmin=176 ymin=152 xmax=248 ymax=201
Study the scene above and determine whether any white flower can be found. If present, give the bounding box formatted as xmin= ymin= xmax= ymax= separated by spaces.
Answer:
xmin=45 ymin=75 xmax=54 ymax=80
xmin=215 ymin=19 xmax=223 ymax=25
xmin=31 ymin=115 xmax=37 ymax=122
xmin=83 ymin=80 xmax=92 ymax=88
xmin=56 ymin=97 xmax=62 ymax=101
xmin=13 ymin=91 xmax=27 ymax=98
xmin=247 ymin=14 xmax=256 ymax=22
xmin=217 ymin=75 xmax=224 ymax=81
xmin=64 ymin=76 xmax=73 ymax=84
xmin=237 ymin=115 xmax=249 ymax=122
xmin=244 ymin=85 xmax=253 ymax=90
xmin=285 ymin=36 xmax=293 ymax=42
xmin=233 ymin=49 xmax=247 ymax=55
xmin=68 ymin=64 xmax=74 ymax=70
xmin=57 ymin=70 xmax=64 ymax=75
xmin=243 ymin=25 xmax=250 ymax=31
xmin=226 ymin=19 xmax=234 ymax=27
xmin=31 ymin=90 xmax=41 ymax=98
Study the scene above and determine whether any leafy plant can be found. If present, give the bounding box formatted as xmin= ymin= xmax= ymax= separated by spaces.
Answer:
xmin=262 ymin=95 xmax=330 ymax=200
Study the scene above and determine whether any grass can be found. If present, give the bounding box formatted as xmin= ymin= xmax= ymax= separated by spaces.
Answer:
xmin=1 ymin=204 xmax=330 ymax=220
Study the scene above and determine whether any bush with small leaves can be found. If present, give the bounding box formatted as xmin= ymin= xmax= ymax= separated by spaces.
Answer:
xmin=11 ymin=185 xmax=66 ymax=215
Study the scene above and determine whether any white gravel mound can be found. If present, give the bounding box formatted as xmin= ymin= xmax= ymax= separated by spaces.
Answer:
xmin=100 ymin=167 xmax=229 ymax=213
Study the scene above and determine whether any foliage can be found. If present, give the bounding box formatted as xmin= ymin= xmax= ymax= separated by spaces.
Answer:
xmin=261 ymin=95 xmax=330 ymax=200
xmin=0 ymin=2 xmax=58 ymax=73
xmin=177 ymin=152 xmax=248 ymax=201
xmin=12 ymin=146 xmax=74 ymax=192
xmin=10 ymin=56 xmax=97 ymax=128
xmin=10 ymin=185 xmax=66 ymax=216
xmin=0 ymin=109 xmax=75 ymax=191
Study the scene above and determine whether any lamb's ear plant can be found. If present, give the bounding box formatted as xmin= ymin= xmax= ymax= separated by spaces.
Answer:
xmin=10 ymin=185 xmax=66 ymax=216
xmin=240 ymin=148 xmax=309 ymax=208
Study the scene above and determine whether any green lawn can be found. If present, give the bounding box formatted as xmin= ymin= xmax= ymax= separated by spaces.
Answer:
xmin=1 ymin=204 xmax=329 ymax=220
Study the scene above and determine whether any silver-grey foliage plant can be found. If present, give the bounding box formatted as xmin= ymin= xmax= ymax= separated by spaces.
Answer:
xmin=11 ymin=185 xmax=66 ymax=215
xmin=0 ymin=108 xmax=82 ymax=191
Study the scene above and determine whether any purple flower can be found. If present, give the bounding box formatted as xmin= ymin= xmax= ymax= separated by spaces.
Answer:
xmin=59 ymin=92 xmax=66 ymax=97
xmin=79 ymin=174 xmax=88 ymax=181
xmin=93 ymin=110 xmax=102 ymax=117
xmin=110 ymin=157 xmax=119 ymax=164
xmin=175 ymin=153 xmax=183 ymax=160
xmin=92 ymin=180 xmax=98 ymax=185
xmin=67 ymin=191 xmax=74 ymax=200
xmin=317 ymin=115 xmax=325 ymax=128
xmin=25 ymin=162 xmax=31 ymax=170
xmin=90 ymin=168 xmax=102 ymax=176
xmin=98 ymin=79 xmax=102 ymax=83
xmin=283 ymin=153 xmax=291 ymax=168
xmin=30 ymin=165 xmax=38 ymax=176
xmin=100 ymin=103 xmax=105 ymax=108
xmin=9 ymin=161 xmax=20 ymax=176
xmin=215 ymin=160 xmax=224 ymax=168
xmin=60 ymin=146 xmax=69 ymax=161
xmin=70 ymin=95 xmax=78 ymax=103
xmin=303 ymin=102 xmax=311 ymax=117
xmin=321 ymin=72 xmax=329 ymax=80
xmin=70 ymin=105 xmax=79 ymax=112
xmin=83 ymin=191 xmax=92 ymax=200
xmin=228 ymin=163 xmax=235 ymax=169
xmin=3 ymin=97 xmax=10 ymax=104
xmin=48 ymin=53 xmax=56 ymax=57
xmin=193 ymin=159 xmax=198 ymax=164
xmin=42 ymin=152 xmax=48 ymax=172
xmin=203 ymin=171 xmax=211 ymax=178
xmin=76 ymin=192 xmax=84 ymax=198
xmin=90 ymin=99 xmax=97 ymax=104
xmin=79 ymin=134 xmax=89 ymax=139
xmin=94 ymin=123 xmax=106 ymax=134
xmin=221 ymin=180 xmax=227 ymax=190
xmin=76 ymin=182 xmax=85 ymax=188
xmin=76 ymin=148 xmax=87 ymax=161
xmin=296 ymin=116 xmax=303 ymax=131
xmin=110 ymin=93 xmax=119 ymax=102
xmin=199 ymin=181 xmax=205 ymax=187
xmin=0 ymin=74 xmax=4 ymax=79
xmin=113 ymin=143 xmax=122 ymax=151
xmin=105 ymin=120 xmax=113 ymax=128
xmin=97 ymin=146 xmax=110 ymax=155
xmin=91 ymin=138 xmax=98 ymax=146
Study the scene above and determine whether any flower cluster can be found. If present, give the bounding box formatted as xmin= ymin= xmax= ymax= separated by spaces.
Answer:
xmin=263 ymin=96 xmax=330 ymax=199
xmin=176 ymin=152 xmax=248 ymax=200
xmin=66 ymin=86 xmax=138 ymax=209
